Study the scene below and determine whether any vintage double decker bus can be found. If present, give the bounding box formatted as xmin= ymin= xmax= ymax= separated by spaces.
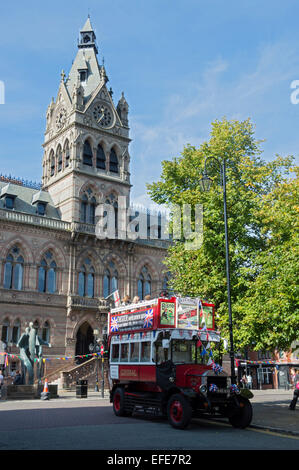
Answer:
xmin=107 ymin=296 xmax=253 ymax=429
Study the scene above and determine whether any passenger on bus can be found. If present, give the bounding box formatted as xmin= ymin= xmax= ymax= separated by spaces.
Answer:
xmin=121 ymin=295 xmax=131 ymax=305
xmin=133 ymin=296 xmax=140 ymax=303
xmin=159 ymin=290 xmax=169 ymax=298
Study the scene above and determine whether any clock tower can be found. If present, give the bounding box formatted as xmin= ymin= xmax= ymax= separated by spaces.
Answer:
xmin=42 ymin=17 xmax=131 ymax=226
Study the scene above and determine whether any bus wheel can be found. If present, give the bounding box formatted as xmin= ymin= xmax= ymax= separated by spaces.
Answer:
xmin=112 ymin=388 xmax=126 ymax=417
xmin=229 ymin=397 xmax=253 ymax=429
xmin=167 ymin=394 xmax=192 ymax=429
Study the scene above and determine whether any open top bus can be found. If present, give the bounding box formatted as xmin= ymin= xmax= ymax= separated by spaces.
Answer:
xmin=107 ymin=296 xmax=253 ymax=429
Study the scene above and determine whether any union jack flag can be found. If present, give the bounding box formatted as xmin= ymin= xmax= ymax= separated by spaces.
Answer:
xmin=143 ymin=309 xmax=153 ymax=329
xmin=110 ymin=316 xmax=118 ymax=332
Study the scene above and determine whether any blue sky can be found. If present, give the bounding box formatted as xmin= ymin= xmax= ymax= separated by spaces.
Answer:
xmin=0 ymin=0 xmax=299 ymax=207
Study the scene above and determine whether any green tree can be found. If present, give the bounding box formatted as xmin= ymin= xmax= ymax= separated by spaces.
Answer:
xmin=147 ymin=117 xmax=296 ymax=351
xmin=235 ymin=166 xmax=299 ymax=352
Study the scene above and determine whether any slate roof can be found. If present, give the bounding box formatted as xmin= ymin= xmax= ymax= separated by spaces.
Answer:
xmin=0 ymin=181 xmax=61 ymax=220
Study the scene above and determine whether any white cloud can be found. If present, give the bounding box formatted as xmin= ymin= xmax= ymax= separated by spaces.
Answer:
xmin=130 ymin=39 xmax=299 ymax=202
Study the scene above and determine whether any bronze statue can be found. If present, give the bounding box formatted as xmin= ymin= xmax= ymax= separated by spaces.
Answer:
xmin=17 ymin=323 xmax=51 ymax=385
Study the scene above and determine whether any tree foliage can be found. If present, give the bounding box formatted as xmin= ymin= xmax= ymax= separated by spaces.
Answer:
xmin=147 ymin=117 xmax=297 ymax=352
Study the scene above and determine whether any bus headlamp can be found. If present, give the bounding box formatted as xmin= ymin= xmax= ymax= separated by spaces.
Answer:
xmin=199 ymin=384 xmax=207 ymax=394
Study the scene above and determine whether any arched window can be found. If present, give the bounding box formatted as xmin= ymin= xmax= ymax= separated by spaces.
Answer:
xmin=64 ymin=140 xmax=70 ymax=168
xmin=12 ymin=319 xmax=21 ymax=344
xmin=83 ymin=140 xmax=93 ymax=166
xmin=50 ymin=150 xmax=55 ymax=176
xmin=80 ymin=194 xmax=88 ymax=222
xmin=105 ymin=193 xmax=118 ymax=235
xmin=3 ymin=246 xmax=24 ymax=291
xmin=56 ymin=145 xmax=62 ymax=172
xmin=96 ymin=144 xmax=106 ymax=170
xmin=80 ymin=189 xmax=97 ymax=224
xmin=1 ymin=318 xmax=10 ymax=343
xmin=109 ymin=148 xmax=118 ymax=173
xmin=38 ymin=251 xmax=57 ymax=294
xmin=103 ymin=261 xmax=118 ymax=298
xmin=42 ymin=321 xmax=50 ymax=342
xmin=89 ymin=197 xmax=96 ymax=225
xmin=138 ymin=266 xmax=151 ymax=299
xmin=78 ymin=258 xmax=95 ymax=298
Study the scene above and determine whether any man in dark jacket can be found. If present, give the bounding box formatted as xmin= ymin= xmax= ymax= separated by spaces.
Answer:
xmin=289 ymin=369 xmax=299 ymax=410
xmin=13 ymin=370 xmax=22 ymax=385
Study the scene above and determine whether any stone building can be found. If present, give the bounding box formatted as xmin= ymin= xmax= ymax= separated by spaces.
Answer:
xmin=0 ymin=18 xmax=169 ymax=381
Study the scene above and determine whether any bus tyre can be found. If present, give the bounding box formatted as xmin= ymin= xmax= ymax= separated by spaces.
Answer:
xmin=229 ymin=397 xmax=253 ymax=429
xmin=112 ymin=388 xmax=126 ymax=417
xmin=167 ymin=394 xmax=192 ymax=429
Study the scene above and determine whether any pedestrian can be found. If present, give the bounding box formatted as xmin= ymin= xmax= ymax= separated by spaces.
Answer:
xmin=246 ymin=373 xmax=252 ymax=389
xmin=13 ymin=370 xmax=22 ymax=385
xmin=0 ymin=369 xmax=4 ymax=398
xmin=289 ymin=369 xmax=299 ymax=410
xmin=242 ymin=373 xmax=248 ymax=388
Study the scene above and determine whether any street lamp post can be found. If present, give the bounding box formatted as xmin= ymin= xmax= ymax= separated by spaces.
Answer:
xmin=93 ymin=329 xmax=100 ymax=392
xmin=200 ymin=156 xmax=236 ymax=384
xmin=101 ymin=343 xmax=105 ymax=398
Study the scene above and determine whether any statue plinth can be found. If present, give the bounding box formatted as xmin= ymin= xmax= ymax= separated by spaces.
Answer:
xmin=5 ymin=384 xmax=58 ymax=400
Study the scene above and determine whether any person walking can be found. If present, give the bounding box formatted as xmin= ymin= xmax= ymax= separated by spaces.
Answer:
xmin=242 ymin=373 xmax=248 ymax=389
xmin=289 ymin=369 xmax=299 ymax=410
xmin=246 ymin=373 xmax=253 ymax=390
xmin=0 ymin=369 xmax=4 ymax=398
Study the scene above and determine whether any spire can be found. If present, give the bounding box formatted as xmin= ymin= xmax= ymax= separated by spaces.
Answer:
xmin=100 ymin=63 xmax=109 ymax=84
xmin=78 ymin=16 xmax=98 ymax=54
xmin=80 ymin=16 xmax=94 ymax=33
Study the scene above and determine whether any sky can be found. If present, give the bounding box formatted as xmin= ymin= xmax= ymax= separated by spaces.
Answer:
xmin=0 ymin=0 xmax=299 ymax=208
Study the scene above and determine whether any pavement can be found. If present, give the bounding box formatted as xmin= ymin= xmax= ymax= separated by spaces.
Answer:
xmin=1 ymin=388 xmax=298 ymax=436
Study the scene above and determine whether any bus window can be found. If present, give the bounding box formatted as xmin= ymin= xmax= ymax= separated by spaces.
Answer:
xmin=140 ymin=341 xmax=151 ymax=362
xmin=120 ymin=343 xmax=129 ymax=362
xmin=154 ymin=333 xmax=169 ymax=364
xmin=129 ymin=342 xmax=140 ymax=362
xmin=171 ymin=339 xmax=196 ymax=364
xmin=111 ymin=343 xmax=120 ymax=362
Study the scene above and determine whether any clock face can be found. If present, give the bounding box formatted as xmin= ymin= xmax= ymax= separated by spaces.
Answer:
xmin=56 ymin=108 xmax=67 ymax=130
xmin=93 ymin=103 xmax=114 ymax=128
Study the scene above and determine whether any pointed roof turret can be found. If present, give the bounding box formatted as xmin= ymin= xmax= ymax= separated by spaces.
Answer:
xmin=78 ymin=16 xmax=98 ymax=54
xmin=80 ymin=16 xmax=94 ymax=33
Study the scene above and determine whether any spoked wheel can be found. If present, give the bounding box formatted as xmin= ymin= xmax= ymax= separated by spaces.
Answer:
xmin=112 ymin=387 xmax=126 ymax=416
xmin=167 ymin=394 xmax=192 ymax=429
xmin=229 ymin=396 xmax=253 ymax=429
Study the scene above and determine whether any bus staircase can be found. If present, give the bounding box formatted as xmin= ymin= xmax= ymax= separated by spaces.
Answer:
xmin=40 ymin=357 xmax=109 ymax=392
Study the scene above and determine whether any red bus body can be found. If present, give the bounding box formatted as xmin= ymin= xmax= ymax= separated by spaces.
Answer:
xmin=107 ymin=296 xmax=253 ymax=429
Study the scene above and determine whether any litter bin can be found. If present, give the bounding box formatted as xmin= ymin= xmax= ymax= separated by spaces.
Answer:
xmin=76 ymin=379 xmax=88 ymax=398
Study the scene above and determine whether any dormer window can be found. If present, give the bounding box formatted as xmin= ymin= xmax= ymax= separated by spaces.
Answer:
xmin=0 ymin=184 xmax=18 ymax=209
xmin=5 ymin=195 xmax=15 ymax=209
xmin=37 ymin=202 xmax=46 ymax=216
xmin=32 ymin=191 xmax=48 ymax=216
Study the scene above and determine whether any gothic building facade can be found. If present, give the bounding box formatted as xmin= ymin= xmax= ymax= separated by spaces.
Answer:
xmin=0 ymin=18 xmax=169 ymax=375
